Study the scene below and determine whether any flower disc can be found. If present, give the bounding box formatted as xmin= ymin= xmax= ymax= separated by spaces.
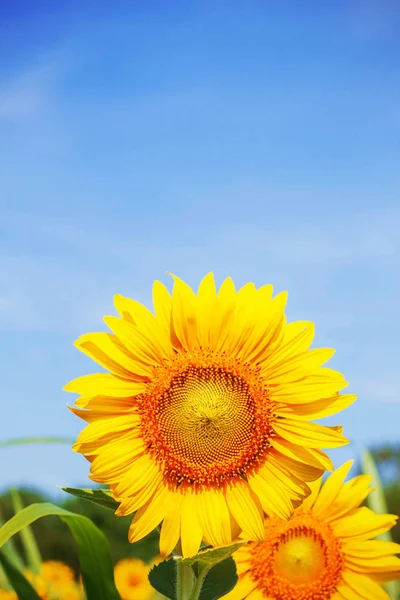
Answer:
xmin=66 ymin=273 xmax=355 ymax=557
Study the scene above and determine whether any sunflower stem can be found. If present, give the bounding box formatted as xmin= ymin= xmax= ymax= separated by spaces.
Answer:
xmin=176 ymin=561 xmax=196 ymax=600
xmin=186 ymin=570 xmax=207 ymax=600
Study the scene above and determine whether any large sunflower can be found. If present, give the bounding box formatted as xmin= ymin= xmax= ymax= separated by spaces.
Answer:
xmin=66 ymin=274 xmax=355 ymax=557
xmin=224 ymin=461 xmax=400 ymax=600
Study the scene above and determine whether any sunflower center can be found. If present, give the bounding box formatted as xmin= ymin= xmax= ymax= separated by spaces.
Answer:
xmin=140 ymin=353 xmax=274 ymax=487
xmin=249 ymin=514 xmax=343 ymax=600
xmin=274 ymin=534 xmax=325 ymax=584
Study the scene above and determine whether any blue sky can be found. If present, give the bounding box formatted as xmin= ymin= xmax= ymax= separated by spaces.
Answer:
xmin=1 ymin=0 xmax=399 ymax=494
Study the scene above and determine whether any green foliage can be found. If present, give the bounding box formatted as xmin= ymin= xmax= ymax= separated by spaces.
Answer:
xmin=61 ymin=487 xmax=120 ymax=511
xmin=0 ymin=488 xmax=159 ymax=573
xmin=0 ymin=502 xmax=121 ymax=600
xmin=197 ymin=558 xmax=237 ymax=600
xmin=0 ymin=549 xmax=42 ymax=600
xmin=0 ymin=437 xmax=75 ymax=448
xmin=10 ymin=489 xmax=42 ymax=574
xmin=361 ymin=448 xmax=400 ymax=600
xmin=148 ymin=558 xmax=178 ymax=600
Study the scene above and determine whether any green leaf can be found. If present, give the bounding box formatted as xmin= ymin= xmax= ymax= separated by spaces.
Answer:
xmin=179 ymin=540 xmax=246 ymax=573
xmin=0 ymin=549 xmax=41 ymax=600
xmin=148 ymin=541 xmax=245 ymax=600
xmin=61 ymin=487 xmax=120 ymax=511
xmin=148 ymin=558 xmax=178 ymax=600
xmin=361 ymin=448 xmax=390 ymax=528
xmin=361 ymin=448 xmax=400 ymax=600
xmin=198 ymin=557 xmax=237 ymax=600
xmin=0 ymin=502 xmax=121 ymax=600
xmin=0 ymin=437 xmax=75 ymax=448
xmin=0 ymin=515 xmax=25 ymax=573
xmin=10 ymin=489 xmax=42 ymax=574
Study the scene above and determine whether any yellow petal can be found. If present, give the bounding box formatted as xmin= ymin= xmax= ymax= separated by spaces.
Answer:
xmin=104 ymin=316 xmax=168 ymax=365
xmin=128 ymin=485 xmax=170 ymax=543
xmin=273 ymin=419 xmax=349 ymax=448
xmin=262 ymin=320 xmax=315 ymax=370
xmin=264 ymin=348 xmax=336 ymax=383
xmin=332 ymin=507 xmax=397 ymax=541
xmin=74 ymin=333 xmax=153 ymax=379
xmin=159 ymin=491 xmax=184 ymax=557
xmin=269 ymin=450 xmax=323 ymax=482
xmin=152 ymin=280 xmax=172 ymax=334
xmin=115 ymin=469 xmax=163 ymax=515
xmin=345 ymin=554 xmax=400 ymax=573
xmin=219 ymin=573 xmax=256 ymax=600
xmin=64 ymin=373 xmax=147 ymax=397
xmin=73 ymin=415 xmax=140 ymax=454
xmin=181 ymin=491 xmax=203 ymax=558
xmin=341 ymin=571 xmax=391 ymax=600
xmin=210 ymin=277 xmax=236 ymax=350
xmin=343 ymin=540 xmax=400 ymax=558
xmin=112 ymin=453 xmax=161 ymax=499
xmin=240 ymin=291 xmax=287 ymax=364
xmin=225 ymin=482 xmax=265 ymax=543
xmin=275 ymin=393 xmax=357 ymax=420
xmin=198 ymin=488 xmax=231 ymax=547
xmin=312 ymin=460 xmax=354 ymax=517
xmin=89 ymin=436 xmax=145 ymax=482
xmin=196 ymin=272 xmax=217 ymax=349
xmin=270 ymin=370 xmax=348 ymax=404
xmin=247 ymin=468 xmax=293 ymax=519
xmin=328 ymin=475 xmax=372 ymax=521
xmin=271 ymin=437 xmax=334 ymax=471
xmin=169 ymin=274 xmax=198 ymax=351
xmin=298 ymin=477 xmax=322 ymax=512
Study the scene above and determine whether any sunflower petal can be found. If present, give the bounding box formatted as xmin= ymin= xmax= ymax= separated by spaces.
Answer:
xmin=225 ymin=482 xmax=265 ymax=543
xmin=273 ymin=419 xmax=349 ymax=448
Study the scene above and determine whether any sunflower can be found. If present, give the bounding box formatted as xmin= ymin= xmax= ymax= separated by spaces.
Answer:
xmin=66 ymin=274 xmax=355 ymax=557
xmin=114 ymin=558 xmax=154 ymax=600
xmin=224 ymin=460 xmax=400 ymax=600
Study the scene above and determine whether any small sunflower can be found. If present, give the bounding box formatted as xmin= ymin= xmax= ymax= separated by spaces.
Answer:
xmin=66 ymin=274 xmax=355 ymax=557
xmin=114 ymin=558 xmax=154 ymax=600
xmin=224 ymin=460 xmax=400 ymax=600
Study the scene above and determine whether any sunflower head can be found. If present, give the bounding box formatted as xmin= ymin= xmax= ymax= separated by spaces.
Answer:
xmin=66 ymin=274 xmax=355 ymax=557
xmin=225 ymin=460 xmax=400 ymax=600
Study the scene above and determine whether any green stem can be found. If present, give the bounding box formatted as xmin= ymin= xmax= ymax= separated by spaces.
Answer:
xmin=187 ymin=569 xmax=208 ymax=600
xmin=176 ymin=561 xmax=196 ymax=600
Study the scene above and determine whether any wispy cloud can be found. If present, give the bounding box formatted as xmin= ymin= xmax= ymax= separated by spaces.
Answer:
xmin=0 ymin=62 xmax=57 ymax=120
xmin=1 ymin=206 xmax=399 ymax=334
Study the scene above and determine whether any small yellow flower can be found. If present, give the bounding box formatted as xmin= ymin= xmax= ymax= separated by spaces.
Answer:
xmin=24 ymin=571 xmax=49 ymax=599
xmin=25 ymin=563 xmax=83 ymax=600
xmin=114 ymin=558 xmax=154 ymax=600
xmin=0 ymin=591 xmax=17 ymax=600
xmin=225 ymin=461 xmax=400 ymax=600
xmin=66 ymin=274 xmax=354 ymax=557
xmin=40 ymin=561 xmax=75 ymax=584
